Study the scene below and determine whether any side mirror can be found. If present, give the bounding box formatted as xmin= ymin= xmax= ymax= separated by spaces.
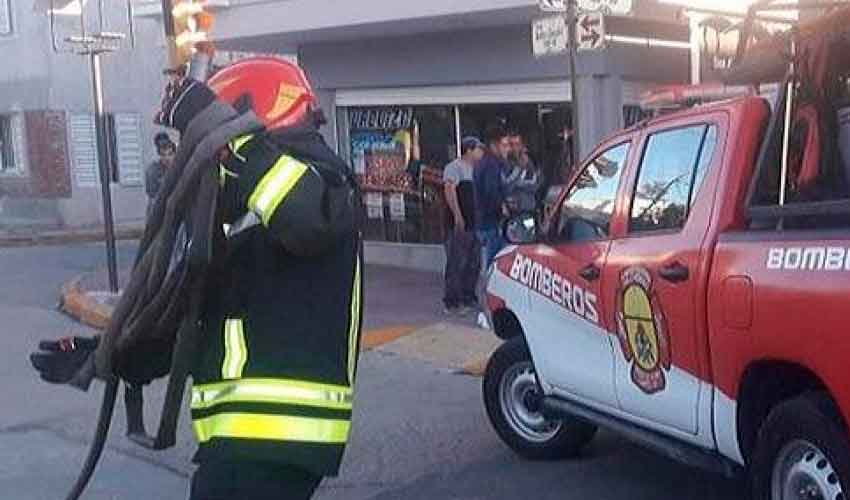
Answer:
xmin=503 ymin=212 xmax=539 ymax=245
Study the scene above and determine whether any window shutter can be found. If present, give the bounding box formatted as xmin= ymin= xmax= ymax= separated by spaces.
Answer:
xmin=69 ymin=113 xmax=100 ymax=188
xmin=113 ymin=112 xmax=143 ymax=186
xmin=10 ymin=113 xmax=27 ymax=174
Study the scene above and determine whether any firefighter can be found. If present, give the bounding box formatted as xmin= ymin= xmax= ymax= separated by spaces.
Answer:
xmin=31 ymin=57 xmax=362 ymax=500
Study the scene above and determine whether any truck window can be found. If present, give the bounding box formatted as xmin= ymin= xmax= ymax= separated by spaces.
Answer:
xmin=555 ymin=142 xmax=630 ymax=242
xmin=630 ymin=125 xmax=718 ymax=233
xmin=748 ymin=89 xmax=850 ymax=229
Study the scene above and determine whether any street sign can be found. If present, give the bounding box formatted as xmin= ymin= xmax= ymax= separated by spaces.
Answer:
xmin=538 ymin=0 xmax=566 ymax=12
xmin=532 ymin=15 xmax=568 ymax=57
xmin=539 ymin=0 xmax=633 ymax=16
xmin=577 ymin=0 xmax=633 ymax=16
xmin=576 ymin=12 xmax=606 ymax=51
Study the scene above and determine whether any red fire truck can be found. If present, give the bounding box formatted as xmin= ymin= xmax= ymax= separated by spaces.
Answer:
xmin=482 ymin=3 xmax=850 ymax=499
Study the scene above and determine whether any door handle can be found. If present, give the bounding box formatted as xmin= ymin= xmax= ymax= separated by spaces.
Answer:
xmin=579 ymin=264 xmax=601 ymax=282
xmin=659 ymin=262 xmax=690 ymax=283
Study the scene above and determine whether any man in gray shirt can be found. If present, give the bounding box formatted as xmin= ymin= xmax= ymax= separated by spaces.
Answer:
xmin=443 ymin=136 xmax=485 ymax=313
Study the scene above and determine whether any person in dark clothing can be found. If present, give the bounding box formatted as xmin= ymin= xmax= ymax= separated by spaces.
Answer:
xmin=30 ymin=57 xmax=362 ymax=500
xmin=443 ymin=136 xmax=485 ymax=313
xmin=145 ymin=133 xmax=177 ymax=219
xmin=503 ymin=135 xmax=543 ymax=216
xmin=474 ymin=126 xmax=512 ymax=270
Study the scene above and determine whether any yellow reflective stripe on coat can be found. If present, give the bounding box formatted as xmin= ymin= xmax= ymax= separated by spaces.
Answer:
xmin=193 ymin=413 xmax=351 ymax=444
xmin=347 ymin=258 xmax=362 ymax=384
xmin=221 ymin=319 xmax=248 ymax=380
xmin=247 ymin=156 xmax=309 ymax=226
xmin=192 ymin=378 xmax=353 ymax=411
xmin=228 ymin=134 xmax=255 ymax=162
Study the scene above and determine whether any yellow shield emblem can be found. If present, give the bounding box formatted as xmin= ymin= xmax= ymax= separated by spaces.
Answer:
xmin=616 ymin=267 xmax=672 ymax=394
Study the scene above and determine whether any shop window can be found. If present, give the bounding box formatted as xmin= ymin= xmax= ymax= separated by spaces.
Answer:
xmin=340 ymin=102 xmax=576 ymax=244
xmin=556 ymin=142 xmax=630 ymax=242
xmin=629 ymin=124 xmax=717 ymax=234
xmin=344 ymin=106 xmax=457 ymax=244
xmin=461 ymin=102 xmax=574 ymax=191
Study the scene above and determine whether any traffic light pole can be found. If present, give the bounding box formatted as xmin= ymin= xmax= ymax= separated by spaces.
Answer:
xmin=90 ymin=51 xmax=120 ymax=293
xmin=567 ymin=0 xmax=581 ymax=167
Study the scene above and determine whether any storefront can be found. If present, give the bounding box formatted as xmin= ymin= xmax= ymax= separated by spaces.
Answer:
xmin=333 ymin=85 xmax=652 ymax=247
xmin=215 ymin=1 xmax=689 ymax=269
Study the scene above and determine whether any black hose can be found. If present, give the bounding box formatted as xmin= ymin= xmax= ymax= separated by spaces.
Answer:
xmin=64 ymin=378 xmax=119 ymax=500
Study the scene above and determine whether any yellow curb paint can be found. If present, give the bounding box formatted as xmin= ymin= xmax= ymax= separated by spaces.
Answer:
xmin=360 ymin=325 xmax=420 ymax=350
xmin=460 ymin=356 xmax=491 ymax=378
xmin=60 ymin=276 xmax=112 ymax=330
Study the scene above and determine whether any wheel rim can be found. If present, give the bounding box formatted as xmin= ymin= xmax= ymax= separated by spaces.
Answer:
xmin=771 ymin=440 xmax=845 ymax=500
xmin=498 ymin=361 xmax=561 ymax=443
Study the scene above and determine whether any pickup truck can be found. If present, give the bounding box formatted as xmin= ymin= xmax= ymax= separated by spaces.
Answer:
xmin=482 ymin=94 xmax=850 ymax=500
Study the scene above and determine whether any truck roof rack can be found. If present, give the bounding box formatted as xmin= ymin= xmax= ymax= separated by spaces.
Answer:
xmin=639 ymin=83 xmax=758 ymax=111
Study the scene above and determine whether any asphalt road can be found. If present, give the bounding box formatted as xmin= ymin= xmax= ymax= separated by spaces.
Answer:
xmin=0 ymin=242 xmax=746 ymax=499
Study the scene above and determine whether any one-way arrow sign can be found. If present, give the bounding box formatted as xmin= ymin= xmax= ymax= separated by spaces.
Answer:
xmin=576 ymin=12 xmax=606 ymax=51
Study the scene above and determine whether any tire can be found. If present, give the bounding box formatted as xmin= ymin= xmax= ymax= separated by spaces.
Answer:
xmin=750 ymin=391 xmax=850 ymax=500
xmin=483 ymin=336 xmax=597 ymax=460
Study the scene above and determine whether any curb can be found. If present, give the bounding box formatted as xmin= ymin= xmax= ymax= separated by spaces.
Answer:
xmin=60 ymin=277 xmax=113 ymax=330
xmin=1 ymin=226 xmax=144 ymax=248
xmin=59 ymin=275 xmax=433 ymax=352
xmin=59 ymin=276 xmax=497 ymax=376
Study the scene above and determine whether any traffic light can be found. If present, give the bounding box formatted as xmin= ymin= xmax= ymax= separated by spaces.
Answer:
xmin=165 ymin=0 xmax=215 ymax=69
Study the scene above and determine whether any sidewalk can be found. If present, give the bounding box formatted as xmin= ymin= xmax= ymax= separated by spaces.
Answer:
xmin=0 ymin=222 xmax=145 ymax=248
xmin=60 ymin=263 xmax=502 ymax=377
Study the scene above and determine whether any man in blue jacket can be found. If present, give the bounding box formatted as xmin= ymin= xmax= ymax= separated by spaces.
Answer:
xmin=474 ymin=126 xmax=512 ymax=270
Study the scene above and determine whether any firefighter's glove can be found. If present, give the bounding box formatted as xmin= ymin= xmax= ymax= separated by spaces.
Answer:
xmin=30 ymin=336 xmax=98 ymax=388
xmin=155 ymin=77 xmax=217 ymax=134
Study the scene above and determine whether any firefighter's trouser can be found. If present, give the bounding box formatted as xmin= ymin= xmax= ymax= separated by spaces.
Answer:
xmin=189 ymin=460 xmax=322 ymax=500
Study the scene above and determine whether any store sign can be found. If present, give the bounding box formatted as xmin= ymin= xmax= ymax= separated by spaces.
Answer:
xmin=532 ymin=15 xmax=568 ymax=58
xmin=538 ymin=0 xmax=632 ymax=15
xmin=389 ymin=193 xmax=406 ymax=221
xmin=578 ymin=0 xmax=633 ymax=16
xmin=350 ymin=107 xmax=414 ymax=131
xmin=365 ymin=192 xmax=384 ymax=219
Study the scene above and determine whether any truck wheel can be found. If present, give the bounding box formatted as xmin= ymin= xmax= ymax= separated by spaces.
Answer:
xmin=483 ymin=337 xmax=597 ymax=460
xmin=751 ymin=392 xmax=850 ymax=500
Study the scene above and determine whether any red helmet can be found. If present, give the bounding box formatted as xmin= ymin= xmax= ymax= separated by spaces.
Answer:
xmin=208 ymin=56 xmax=318 ymax=131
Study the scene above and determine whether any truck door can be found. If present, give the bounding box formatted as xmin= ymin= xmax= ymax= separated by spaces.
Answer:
xmin=603 ymin=119 xmax=722 ymax=435
xmin=521 ymin=141 xmax=631 ymax=409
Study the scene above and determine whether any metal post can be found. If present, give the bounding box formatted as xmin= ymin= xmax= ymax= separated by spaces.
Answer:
xmin=567 ymin=0 xmax=581 ymax=166
xmin=778 ymin=38 xmax=796 ymax=208
xmin=89 ymin=52 xmax=119 ymax=293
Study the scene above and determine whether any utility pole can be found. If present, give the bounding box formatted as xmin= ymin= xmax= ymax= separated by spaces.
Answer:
xmin=567 ymin=0 xmax=581 ymax=166
xmin=90 ymin=50 xmax=120 ymax=293
xmin=46 ymin=0 xmax=135 ymax=294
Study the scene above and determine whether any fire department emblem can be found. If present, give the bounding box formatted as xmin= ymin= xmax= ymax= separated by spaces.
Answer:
xmin=615 ymin=267 xmax=672 ymax=394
